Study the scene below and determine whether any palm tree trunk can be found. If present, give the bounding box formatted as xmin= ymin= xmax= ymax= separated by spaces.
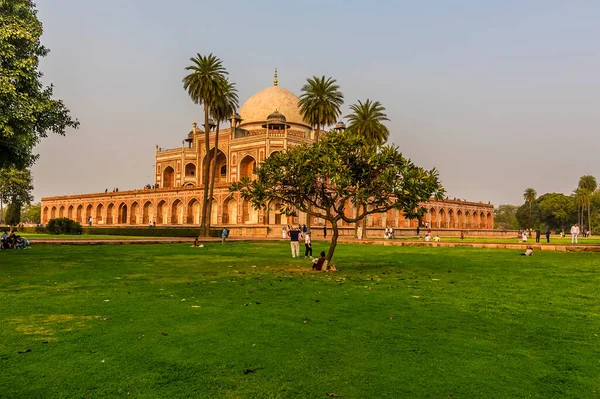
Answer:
xmin=588 ymin=200 xmax=592 ymax=235
xmin=200 ymin=109 xmax=211 ymax=236
xmin=207 ymin=121 xmax=220 ymax=234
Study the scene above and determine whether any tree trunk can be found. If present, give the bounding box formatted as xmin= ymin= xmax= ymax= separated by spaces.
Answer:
xmin=588 ymin=201 xmax=592 ymax=235
xmin=326 ymin=218 xmax=339 ymax=268
xmin=306 ymin=124 xmax=320 ymax=234
xmin=200 ymin=109 xmax=211 ymax=236
xmin=207 ymin=121 xmax=220 ymax=234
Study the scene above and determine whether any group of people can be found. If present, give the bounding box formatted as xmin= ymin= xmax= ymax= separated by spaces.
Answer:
xmin=384 ymin=228 xmax=394 ymax=239
xmin=1 ymin=231 xmax=30 ymax=250
xmin=284 ymin=224 xmax=333 ymax=271
xmin=518 ymin=229 xmax=551 ymax=243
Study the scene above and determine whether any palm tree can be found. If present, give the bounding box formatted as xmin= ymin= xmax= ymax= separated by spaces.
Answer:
xmin=207 ymin=80 xmax=238 ymax=233
xmin=346 ymin=99 xmax=390 ymax=238
xmin=523 ymin=188 xmax=537 ymax=228
xmin=345 ymin=99 xmax=390 ymax=146
xmin=298 ymin=76 xmax=344 ymax=143
xmin=183 ymin=53 xmax=228 ymax=236
xmin=578 ymin=175 xmax=597 ymax=234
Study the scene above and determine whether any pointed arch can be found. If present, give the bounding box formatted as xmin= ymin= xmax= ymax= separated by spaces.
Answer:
xmin=429 ymin=207 xmax=438 ymax=228
xmin=457 ymin=209 xmax=463 ymax=228
xmin=118 ymin=202 xmax=128 ymax=224
xmin=171 ymin=199 xmax=184 ymax=225
xmin=163 ymin=166 xmax=175 ymax=188
xmin=202 ymin=149 xmax=228 ymax=185
xmin=67 ymin=205 xmax=74 ymax=220
xmin=142 ymin=201 xmax=154 ymax=225
xmin=85 ymin=204 xmax=93 ymax=223
xmin=242 ymin=198 xmax=258 ymax=224
xmin=448 ymin=209 xmax=455 ymax=229
xmin=76 ymin=205 xmax=83 ymax=223
xmin=58 ymin=205 xmax=65 ymax=218
xmin=465 ymin=211 xmax=472 ymax=229
xmin=223 ymin=197 xmax=238 ymax=224
xmin=130 ymin=202 xmax=140 ymax=225
xmin=486 ymin=212 xmax=493 ymax=229
xmin=156 ymin=200 xmax=167 ymax=224
xmin=50 ymin=206 xmax=57 ymax=219
xmin=95 ymin=203 xmax=104 ymax=224
xmin=42 ymin=206 xmax=49 ymax=223
xmin=187 ymin=198 xmax=201 ymax=224
xmin=106 ymin=203 xmax=115 ymax=225
xmin=439 ymin=208 xmax=447 ymax=228
xmin=239 ymin=155 xmax=257 ymax=180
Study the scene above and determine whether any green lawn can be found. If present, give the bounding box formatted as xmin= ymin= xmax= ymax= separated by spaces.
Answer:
xmin=1 ymin=242 xmax=599 ymax=398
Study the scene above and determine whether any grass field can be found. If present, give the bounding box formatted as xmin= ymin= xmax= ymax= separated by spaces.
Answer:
xmin=1 ymin=242 xmax=599 ymax=398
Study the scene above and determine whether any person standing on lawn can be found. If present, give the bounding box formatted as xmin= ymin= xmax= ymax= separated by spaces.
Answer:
xmin=288 ymin=226 xmax=301 ymax=258
xmin=535 ymin=228 xmax=541 ymax=243
xmin=545 ymin=228 xmax=551 ymax=243
xmin=221 ymin=228 xmax=228 ymax=244
xmin=571 ymin=223 xmax=580 ymax=244
xmin=304 ymin=230 xmax=313 ymax=259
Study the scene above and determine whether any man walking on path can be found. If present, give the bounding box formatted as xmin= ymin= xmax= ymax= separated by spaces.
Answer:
xmin=545 ymin=228 xmax=551 ymax=243
xmin=571 ymin=223 xmax=580 ymax=244
xmin=288 ymin=226 xmax=301 ymax=258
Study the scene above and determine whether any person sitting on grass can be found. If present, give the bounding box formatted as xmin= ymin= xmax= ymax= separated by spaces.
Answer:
xmin=192 ymin=237 xmax=199 ymax=247
xmin=433 ymin=235 xmax=441 ymax=242
xmin=15 ymin=236 xmax=30 ymax=249
xmin=521 ymin=246 xmax=534 ymax=256
xmin=312 ymin=251 xmax=327 ymax=271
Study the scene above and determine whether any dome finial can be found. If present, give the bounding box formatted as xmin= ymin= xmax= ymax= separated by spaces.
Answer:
xmin=273 ymin=68 xmax=278 ymax=86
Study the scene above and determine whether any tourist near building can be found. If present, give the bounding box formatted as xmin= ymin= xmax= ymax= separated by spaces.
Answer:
xmin=41 ymin=72 xmax=493 ymax=237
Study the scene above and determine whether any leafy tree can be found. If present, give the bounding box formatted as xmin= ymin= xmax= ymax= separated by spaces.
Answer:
xmin=231 ymin=131 xmax=444 ymax=265
xmin=523 ymin=188 xmax=537 ymax=223
xmin=516 ymin=201 xmax=540 ymax=230
xmin=21 ymin=202 xmax=40 ymax=223
xmin=346 ymin=99 xmax=390 ymax=146
xmin=298 ymin=76 xmax=344 ymax=143
xmin=578 ymin=175 xmax=597 ymax=234
xmin=538 ymin=193 xmax=576 ymax=231
xmin=493 ymin=204 xmax=519 ymax=230
xmin=0 ymin=0 xmax=78 ymax=170
xmin=345 ymin=99 xmax=390 ymax=237
xmin=207 ymin=80 xmax=238 ymax=232
xmin=5 ymin=201 xmax=21 ymax=226
xmin=183 ymin=53 xmax=228 ymax=236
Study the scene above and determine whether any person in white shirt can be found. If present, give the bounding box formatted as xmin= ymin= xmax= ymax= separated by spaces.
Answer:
xmin=571 ymin=224 xmax=580 ymax=244
xmin=425 ymin=233 xmax=431 ymax=242
xmin=304 ymin=231 xmax=312 ymax=259
xmin=433 ymin=235 xmax=441 ymax=242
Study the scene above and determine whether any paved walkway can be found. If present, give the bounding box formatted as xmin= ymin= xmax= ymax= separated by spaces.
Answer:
xmin=28 ymin=237 xmax=600 ymax=252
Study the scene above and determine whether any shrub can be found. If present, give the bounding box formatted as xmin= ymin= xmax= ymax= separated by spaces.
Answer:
xmin=46 ymin=218 xmax=83 ymax=235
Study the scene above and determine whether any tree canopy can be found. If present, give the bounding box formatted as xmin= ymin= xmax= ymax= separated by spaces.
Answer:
xmin=231 ymin=130 xmax=444 ymax=264
xmin=298 ymin=76 xmax=344 ymax=143
xmin=0 ymin=0 xmax=79 ymax=170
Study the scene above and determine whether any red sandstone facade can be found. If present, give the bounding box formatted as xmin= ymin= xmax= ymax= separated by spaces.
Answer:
xmin=41 ymin=76 xmax=493 ymax=234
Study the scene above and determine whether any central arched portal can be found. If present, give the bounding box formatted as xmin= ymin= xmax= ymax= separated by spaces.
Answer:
xmin=163 ymin=166 xmax=175 ymax=188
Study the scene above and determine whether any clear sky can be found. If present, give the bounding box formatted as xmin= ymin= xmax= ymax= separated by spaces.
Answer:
xmin=32 ymin=0 xmax=600 ymax=206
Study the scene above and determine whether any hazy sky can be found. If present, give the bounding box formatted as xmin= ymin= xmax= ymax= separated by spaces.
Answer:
xmin=32 ymin=0 xmax=600 ymax=206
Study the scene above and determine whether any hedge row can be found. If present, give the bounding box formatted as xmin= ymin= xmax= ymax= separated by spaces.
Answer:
xmin=0 ymin=226 xmax=47 ymax=234
xmin=82 ymin=227 xmax=220 ymax=238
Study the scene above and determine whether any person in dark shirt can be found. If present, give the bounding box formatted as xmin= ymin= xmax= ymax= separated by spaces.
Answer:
xmin=288 ymin=227 xmax=301 ymax=258
xmin=312 ymin=251 xmax=327 ymax=271
xmin=545 ymin=228 xmax=551 ymax=243
xmin=535 ymin=229 xmax=541 ymax=243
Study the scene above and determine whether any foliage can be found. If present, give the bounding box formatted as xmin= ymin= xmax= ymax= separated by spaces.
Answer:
xmin=5 ymin=201 xmax=21 ymax=225
xmin=231 ymin=130 xmax=444 ymax=263
xmin=0 ymin=167 xmax=34 ymax=204
xmin=345 ymin=99 xmax=390 ymax=146
xmin=0 ymin=0 xmax=78 ymax=170
xmin=46 ymin=217 xmax=82 ymax=235
xmin=182 ymin=53 xmax=229 ymax=236
xmin=298 ymin=75 xmax=344 ymax=142
xmin=493 ymin=204 xmax=519 ymax=230
xmin=537 ymin=193 xmax=576 ymax=230
xmin=1 ymin=244 xmax=600 ymax=398
xmin=20 ymin=202 xmax=40 ymax=223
